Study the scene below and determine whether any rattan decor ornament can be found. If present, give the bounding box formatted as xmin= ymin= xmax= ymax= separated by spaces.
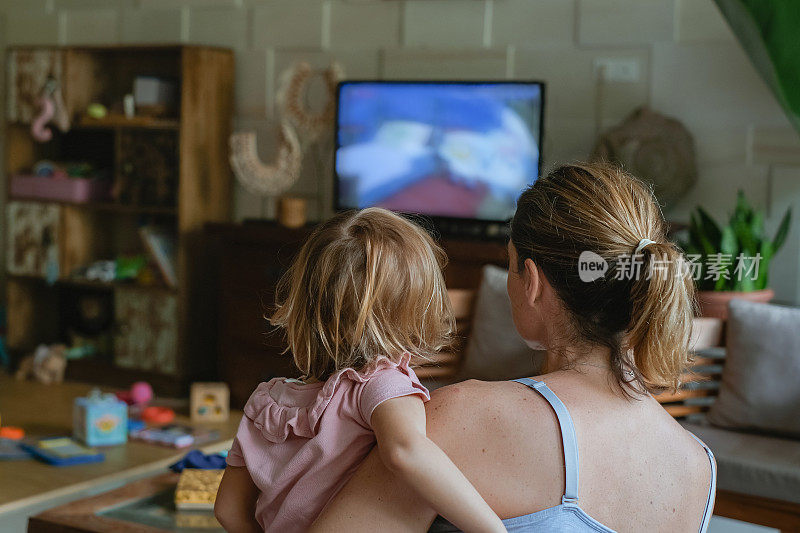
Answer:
xmin=229 ymin=62 xmax=343 ymax=198
xmin=279 ymin=62 xmax=342 ymax=141
xmin=591 ymin=106 xmax=697 ymax=211
xmin=229 ymin=121 xmax=302 ymax=196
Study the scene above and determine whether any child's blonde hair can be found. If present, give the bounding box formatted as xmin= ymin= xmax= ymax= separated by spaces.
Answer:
xmin=270 ymin=208 xmax=454 ymax=381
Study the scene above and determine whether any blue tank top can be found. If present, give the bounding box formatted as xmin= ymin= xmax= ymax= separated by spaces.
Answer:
xmin=429 ymin=377 xmax=716 ymax=533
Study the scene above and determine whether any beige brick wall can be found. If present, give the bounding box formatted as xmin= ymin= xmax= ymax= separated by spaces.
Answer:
xmin=0 ymin=0 xmax=798 ymax=303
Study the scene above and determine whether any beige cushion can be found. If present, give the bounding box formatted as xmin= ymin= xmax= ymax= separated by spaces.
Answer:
xmin=450 ymin=265 xmax=542 ymax=383
xmin=682 ymin=421 xmax=800 ymax=504
xmin=707 ymin=299 xmax=800 ymax=438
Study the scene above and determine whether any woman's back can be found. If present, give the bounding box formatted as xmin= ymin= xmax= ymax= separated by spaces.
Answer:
xmin=425 ymin=373 xmax=714 ymax=533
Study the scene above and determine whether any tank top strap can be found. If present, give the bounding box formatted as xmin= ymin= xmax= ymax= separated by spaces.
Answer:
xmin=687 ymin=431 xmax=717 ymax=533
xmin=513 ymin=377 xmax=579 ymax=505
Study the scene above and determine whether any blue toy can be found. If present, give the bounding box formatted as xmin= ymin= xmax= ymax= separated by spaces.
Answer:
xmin=73 ymin=388 xmax=128 ymax=446
xmin=22 ymin=437 xmax=104 ymax=466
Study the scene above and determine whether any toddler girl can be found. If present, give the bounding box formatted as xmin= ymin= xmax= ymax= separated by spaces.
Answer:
xmin=215 ymin=208 xmax=504 ymax=533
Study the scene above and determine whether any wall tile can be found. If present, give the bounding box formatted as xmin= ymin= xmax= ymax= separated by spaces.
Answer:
xmin=273 ymin=48 xmax=379 ymax=82
xmin=252 ymin=0 xmax=323 ymax=49
xmin=491 ymin=0 xmax=574 ymax=47
xmin=188 ymin=6 xmax=247 ymax=49
xmin=5 ymin=10 xmax=61 ymax=45
xmin=669 ymin=162 xmax=768 ymax=221
xmin=4 ymin=0 xmax=52 ymax=12
xmin=55 ymin=0 xmax=133 ymax=8
xmin=62 ymin=8 xmax=120 ymax=45
xmin=515 ymin=47 xmax=649 ymax=165
xmin=139 ymin=0 xmax=241 ymax=7
xmin=121 ymin=7 xmax=183 ymax=43
xmin=675 ymin=0 xmax=734 ymax=43
xmin=236 ymin=50 xmax=269 ymax=117
xmin=329 ymin=1 xmax=400 ymax=48
xmin=382 ymin=48 xmax=507 ymax=80
xmin=403 ymin=0 xmax=485 ymax=48
xmin=578 ymin=0 xmax=674 ymax=45
xmin=651 ymin=42 xmax=790 ymax=165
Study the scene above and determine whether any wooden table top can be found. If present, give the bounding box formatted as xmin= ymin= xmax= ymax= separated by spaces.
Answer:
xmin=0 ymin=372 xmax=241 ymax=514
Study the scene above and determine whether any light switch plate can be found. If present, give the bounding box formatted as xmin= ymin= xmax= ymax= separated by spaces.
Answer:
xmin=593 ymin=57 xmax=641 ymax=83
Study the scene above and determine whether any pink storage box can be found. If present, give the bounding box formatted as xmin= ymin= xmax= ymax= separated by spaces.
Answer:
xmin=11 ymin=175 xmax=111 ymax=203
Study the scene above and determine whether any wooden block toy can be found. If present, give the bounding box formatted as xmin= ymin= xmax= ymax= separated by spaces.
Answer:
xmin=174 ymin=468 xmax=224 ymax=510
xmin=190 ymin=382 xmax=229 ymax=423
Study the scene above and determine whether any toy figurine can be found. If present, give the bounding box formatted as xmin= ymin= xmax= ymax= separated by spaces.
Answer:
xmin=15 ymin=344 xmax=67 ymax=384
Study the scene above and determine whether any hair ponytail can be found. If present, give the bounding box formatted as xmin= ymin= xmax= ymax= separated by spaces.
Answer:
xmin=626 ymin=242 xmax=695 ymax=391
xmin=511 ymin=162 xmax=696 ymax=395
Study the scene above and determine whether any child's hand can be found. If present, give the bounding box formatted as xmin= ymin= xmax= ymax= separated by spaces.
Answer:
xmin=372 ymin=396 xmax=506 ymax=533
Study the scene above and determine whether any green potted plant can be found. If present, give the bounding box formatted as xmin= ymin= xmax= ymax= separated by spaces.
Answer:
xmin=682 ymin=190 xmax=792 ymax=319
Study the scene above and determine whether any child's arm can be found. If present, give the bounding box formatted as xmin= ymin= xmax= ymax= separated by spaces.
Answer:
xmin=215 ymin=465 xmax=262 ymax=533
xmin=371 ymin=395 xmax=506 ymax=533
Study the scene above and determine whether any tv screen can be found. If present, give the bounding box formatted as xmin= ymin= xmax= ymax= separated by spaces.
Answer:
xmin=334 ymin=81 xmax=544 ymax=222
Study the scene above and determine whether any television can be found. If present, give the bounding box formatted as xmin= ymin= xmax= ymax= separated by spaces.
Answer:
xmin=334 ymin=80 xmax=544 ymax=226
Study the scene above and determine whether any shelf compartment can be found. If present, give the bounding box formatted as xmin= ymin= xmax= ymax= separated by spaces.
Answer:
xmin=75 ymin=114 xmax=180 ymax=131
xmin=7 ymin=197 xmax=177 ymax=215
xmin=7 ymin=273 xmax=178 ymax=294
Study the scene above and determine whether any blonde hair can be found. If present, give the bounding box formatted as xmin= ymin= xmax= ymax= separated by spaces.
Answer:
xmin=510 ymin=162 xmax=695 ymax=394
xmin=270 ymin=208 xmax=454 ymax=381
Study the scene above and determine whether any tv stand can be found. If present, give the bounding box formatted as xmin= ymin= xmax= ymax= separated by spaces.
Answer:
xmin=434 ymin=219 xmax=510 ymax=241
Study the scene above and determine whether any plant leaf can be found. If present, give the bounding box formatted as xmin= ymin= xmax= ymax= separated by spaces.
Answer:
xmin=772 ymin=207 xmax=792 ymax=253
xmin=720 ymin=225 xmax=738 ymax=257
xmin=696 ymin=207 xmax=722 ymax=245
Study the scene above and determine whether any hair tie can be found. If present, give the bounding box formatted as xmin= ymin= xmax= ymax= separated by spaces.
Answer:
xmin=634 ymin=238 xmax=656 ymax=255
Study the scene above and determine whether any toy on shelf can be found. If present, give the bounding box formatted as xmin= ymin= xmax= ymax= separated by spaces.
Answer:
xmin=15 ymin=344 xmax=67 ymax=384
xmin=174 ymin=468 xmax=224 ymax=510
xmin=86 ymin=103 xmax=107 ymax=120
xmin=21 ymin=437 xmax=104 ymax=466
xmin=30 ymin=78 xmax=70 ymax=143
xmin=10 ymin=159 xmax=111 ymax=203
xmin=73 ymin=388 xmax=128 ymax=446
xmin=190 ymin=382 xmax=230 ymax=423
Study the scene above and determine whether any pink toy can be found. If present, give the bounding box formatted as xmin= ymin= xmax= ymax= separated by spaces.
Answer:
xmin=31 ymin=96 xmax=55 ymax=142
xmin=116 ymin=381 xmax=154 ymax=407
xmin=130 ymin=382 xmax=154 ymax=406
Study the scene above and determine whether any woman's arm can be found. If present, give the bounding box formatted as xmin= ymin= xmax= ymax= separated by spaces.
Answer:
xmin=368 ymin=395 xmax=505 ymax=533
xmin=310 ymin=448 xmax=429 ymax=532
xmin=214 ymin=465 xmax=262 ymax=533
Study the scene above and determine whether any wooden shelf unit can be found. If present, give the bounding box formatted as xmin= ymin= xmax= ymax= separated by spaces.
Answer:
xmin=4 ymin=45 xmax=234 ymax=395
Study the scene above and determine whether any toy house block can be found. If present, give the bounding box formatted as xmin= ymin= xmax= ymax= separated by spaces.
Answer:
xmin=190 ymin=382 xmax=230 ymax=423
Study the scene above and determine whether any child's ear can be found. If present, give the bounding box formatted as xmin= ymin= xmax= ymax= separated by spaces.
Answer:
xmin=523 ymin=258 xmax=541 ymax=307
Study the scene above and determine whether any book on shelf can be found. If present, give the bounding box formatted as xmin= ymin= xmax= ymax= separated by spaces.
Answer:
xmin=139 ymin=226 xmax=177 ymax=288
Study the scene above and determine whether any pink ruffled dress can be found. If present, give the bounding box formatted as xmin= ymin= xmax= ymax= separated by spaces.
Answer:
xmin=226 ymin=353 xmax=430 ymax=532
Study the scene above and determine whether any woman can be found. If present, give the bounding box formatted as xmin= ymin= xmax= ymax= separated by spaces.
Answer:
xmin=310 ymin=163 xmax=716 ymax=532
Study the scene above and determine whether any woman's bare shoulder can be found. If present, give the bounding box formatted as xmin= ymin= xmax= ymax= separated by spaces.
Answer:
xmin=426 ymin=379 xmax=555 ymax=434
